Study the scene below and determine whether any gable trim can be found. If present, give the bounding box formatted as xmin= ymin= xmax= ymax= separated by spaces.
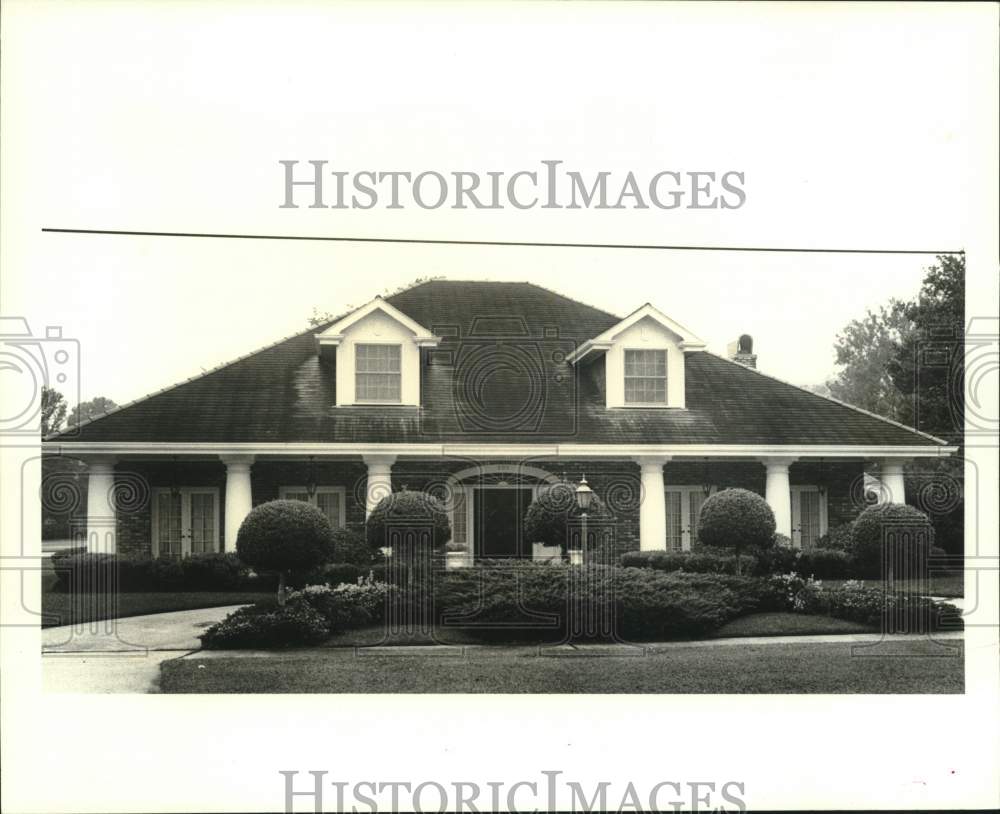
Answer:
xmin=567 ymin=303 xmax=707 ymax=364
xmin=314 ymin=296 xmax=441 ymax=348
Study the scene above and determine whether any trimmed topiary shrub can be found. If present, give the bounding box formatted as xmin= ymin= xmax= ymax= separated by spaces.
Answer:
xmin=236 ymin=500 xmax=335 ymax=604
xmin=850 ymin=503 xmax=934 ymax=579
xmin=199 ymin=602 xmax=330 ymax=649
xmin=365 ymin=490 xmax=451 ymax=553
xmin=331 ymin=527 xmax=373 ymax=566
xmin=524 ymin=480 xmax=609 ymax=553
xmin=697 ymin=488 xmax=776 ymax=574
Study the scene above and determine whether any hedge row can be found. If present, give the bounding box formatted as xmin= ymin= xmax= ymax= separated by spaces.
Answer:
xmin=49 ymin=552 xmax=273 ymax=592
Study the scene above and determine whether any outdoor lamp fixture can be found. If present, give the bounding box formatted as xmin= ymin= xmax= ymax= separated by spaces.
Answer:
xmin=817 ymin=459 xmax=827 ymax=497
xmin=575 ymin=475 xmax=594 ymax=564
xmin=306 ymin=456 xmax=317 ymax=499
xmin=169 ymin=456 xmax=181 ymax=498
xmin=575 ymin=475 xmax=593 ymax=511
xmin=700 ymin=459 xmax=714 ymax=497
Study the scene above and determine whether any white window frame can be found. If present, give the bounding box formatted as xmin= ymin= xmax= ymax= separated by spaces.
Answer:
xmin=279 ymin=486 xmax=347 ymax=529
xmin=354 ymin=342 xmax=403 ymax=404
xmin=623 ymin=347 xmax=668 ymax=406
xmin=665 ymin=485 xmax=715 ymax=551
xmin=790 ymin=485 xmax=828 ymax=549
xmin=151 ymin=487 xmax=221 ymax=558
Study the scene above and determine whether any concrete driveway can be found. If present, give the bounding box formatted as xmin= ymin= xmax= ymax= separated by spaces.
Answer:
xmin=42 ymin=605 xmax=245 ymax=693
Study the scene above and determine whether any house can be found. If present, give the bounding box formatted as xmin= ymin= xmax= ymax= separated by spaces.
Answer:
xmin=43 ymin=279 xmax=957 ymax=563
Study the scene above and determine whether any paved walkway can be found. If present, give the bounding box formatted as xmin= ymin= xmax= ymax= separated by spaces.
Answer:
xmin=41 ymin=604 xmax=964 ymax=691
xmin=42 ymin=605 xmax=245 ymax=693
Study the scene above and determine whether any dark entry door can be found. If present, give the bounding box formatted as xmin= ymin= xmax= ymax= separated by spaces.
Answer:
xmin=474 ymin=488 xmax=533 ymax=559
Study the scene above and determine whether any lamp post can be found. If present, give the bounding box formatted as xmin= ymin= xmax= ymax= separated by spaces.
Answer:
xmin=575 ymin=475 xmax=593 ymax=565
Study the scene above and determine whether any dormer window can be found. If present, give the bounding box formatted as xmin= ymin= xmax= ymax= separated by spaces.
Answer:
xmin=355 ymin=344 xmax=402 ymax=402
xmin=313 ymin=295 xmax=441 ymax=407
xmin=565 ymin=303 xmax=706 ymax=410
xmin=624 ymin=349 xmax=667 ymax=404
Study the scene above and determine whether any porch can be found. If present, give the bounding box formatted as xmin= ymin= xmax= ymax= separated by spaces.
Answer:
xmin=44 ymin=443 xmax=937 ymax=563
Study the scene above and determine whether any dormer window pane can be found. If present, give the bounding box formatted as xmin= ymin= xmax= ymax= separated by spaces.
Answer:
xmin=624 ymin=349 xmax=667 ymax=404
xmin=356 ymin=344 xmax=401 ymax=402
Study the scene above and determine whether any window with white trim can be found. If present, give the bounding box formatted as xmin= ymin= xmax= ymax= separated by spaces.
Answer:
xmin=355 ymin=344 xmax=401 ymax=402
xmin=624 ymin=349 xmax=667 ymax=404
xmin=279 ymin=486 xmax=347 ymax=529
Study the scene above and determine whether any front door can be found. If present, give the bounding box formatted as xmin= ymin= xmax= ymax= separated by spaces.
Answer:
xmin=153 ymin=488 xmax=220 ymax=558
xmin=474 ymin=488 xmax=533 ymax=559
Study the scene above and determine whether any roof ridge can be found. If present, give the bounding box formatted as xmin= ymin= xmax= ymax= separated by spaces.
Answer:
xmin=700 ymin=350 xmax=952 ymax=447
xmin=519 ymin=281 xmax=623 ymax=322
xmin=45 ymin=313 xmax=347 ymax=441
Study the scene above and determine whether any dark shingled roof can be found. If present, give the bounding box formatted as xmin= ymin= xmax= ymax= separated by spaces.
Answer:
xmin=49 ymin=280 xmax=944 ymax=447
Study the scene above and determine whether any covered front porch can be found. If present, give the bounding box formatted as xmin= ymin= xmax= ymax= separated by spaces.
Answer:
xmin=44 ymin=442 xmax=945 ymax=563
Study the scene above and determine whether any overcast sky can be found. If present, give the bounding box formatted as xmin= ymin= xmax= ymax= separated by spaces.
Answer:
xmin=2 ymin=2 xmax=988 ymax=406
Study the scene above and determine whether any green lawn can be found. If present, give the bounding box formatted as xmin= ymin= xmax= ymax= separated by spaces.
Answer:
xmin=41 ymin=591 xmax=270 ymax=628
xmin=711 ymin=612 xmax=873 ymax=638
xmin=162 ymin=639 xmax=964 ymax=693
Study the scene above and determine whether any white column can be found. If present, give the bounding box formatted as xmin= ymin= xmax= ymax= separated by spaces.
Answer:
xmin=878 ymin=459 xmax=908 ymax=504
xmin=85 ymin=456 xmax=117 ymax=554
xmin=636 ymin=456 xmax=670 ymax=551
xmin=763 ymin=457 xmax=795 ymax=538
xmin=364 ymin=454 xmax=396 ymax=517
xmin=222 ymin=455 xmax=255 ymax=552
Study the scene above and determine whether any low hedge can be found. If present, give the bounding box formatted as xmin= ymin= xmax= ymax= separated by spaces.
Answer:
xmin=50 ymin=552 xmax=273 ymax=593
xmin=620 ymin=549 xmax=757 ymax=576
xmin=432 ymin=565 xmax=772 ymax=642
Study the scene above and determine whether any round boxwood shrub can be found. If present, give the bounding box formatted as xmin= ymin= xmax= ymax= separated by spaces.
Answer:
xmin=524 ymin=480 xmax=609 ymax=553
xmin=697 ymin=488 xmax=776 ymax=574
xmin=365 ymin=489 xmax=451 ymax=553
xmin=236 ymin=500 xmax=334 ymax=604
xmin=851 ymin=502 xmax=934 ymax=578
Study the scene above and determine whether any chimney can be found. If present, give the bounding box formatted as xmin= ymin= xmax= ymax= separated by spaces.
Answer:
xmin=727 ymin=334 xmax=757 ymax=369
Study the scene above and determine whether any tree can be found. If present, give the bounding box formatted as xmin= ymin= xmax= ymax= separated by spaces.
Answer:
xmin=826 ymin=302 xmax=913 ymax=421
xmin=697 ymin=488 xmax=776 ymax=575
xmin=67 ymin=396 xmax=118 ymax=427
xmin=236 ymin=500 xmax=335 ymax=605
xmin=887 ymin=254 xmax=965 ymax=442
xmin=41 ymin=386 xmax=67 ymax=436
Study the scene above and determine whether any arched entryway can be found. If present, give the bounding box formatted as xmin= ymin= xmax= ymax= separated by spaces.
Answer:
xmin=446 ymin=464 xmax=560 ymax=562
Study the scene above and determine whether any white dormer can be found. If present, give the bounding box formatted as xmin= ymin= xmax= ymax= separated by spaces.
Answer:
xmin=566 ymin=304 xmax=706 ymax=409
xmin=315 ymin=297 xmax=440 ymax=407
